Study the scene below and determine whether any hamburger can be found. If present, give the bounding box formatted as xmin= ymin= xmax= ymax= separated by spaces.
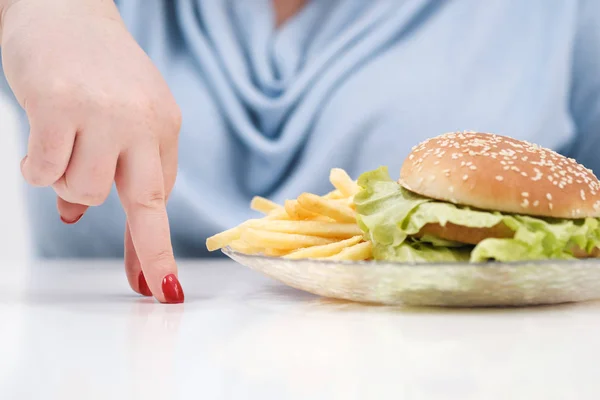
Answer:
xmin=354 ymin=131 xmax=600 ymax=262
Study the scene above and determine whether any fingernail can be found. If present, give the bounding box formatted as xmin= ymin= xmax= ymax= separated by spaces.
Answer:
xmin=161 ymin=274 xmax=184 ymax=304
xmin=60 ymin=214 xmax=83 ymax=224
xmin=138 ymin=272 xmax=152 ymax=297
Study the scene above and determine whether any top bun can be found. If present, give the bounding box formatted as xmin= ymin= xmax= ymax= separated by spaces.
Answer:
xmin=399 ymin=131 xmax=600 ymax=219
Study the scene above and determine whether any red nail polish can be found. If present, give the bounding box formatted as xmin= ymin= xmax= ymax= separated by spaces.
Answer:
xmin=162 ymin=274 xmax=184 ymax=304
xmin=60 ymin=214 xmax=83 ymax=224
xmin=138 ymin=272 xmax=152 ymax=297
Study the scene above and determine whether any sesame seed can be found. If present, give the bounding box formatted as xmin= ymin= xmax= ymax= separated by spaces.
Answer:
xmin=546 ymin=193 xmax=553 ymax=201
xmin=549 ymin=203 xmax=554 ymax=210
xmin=533 ymin=200 xmax=540 ymax=207
xmin=495 ymin=176 xmax=504 ymax=181
xmin=463 ymin=175 xmax=469 ymax=181
xmin=469 ymin=165 xmax=477 ymax=170
xmin=522 ymin=192 xmax=529 ymax=197
xmin=434 ymin=160 xmax=440 ymax=165
xmin=581 ymin=190 xmax=586 ymax=200
xmin=449 ymin=186 xmax=454 ymax=193
xmin=521 ymin=199 xmax=529 ymax=208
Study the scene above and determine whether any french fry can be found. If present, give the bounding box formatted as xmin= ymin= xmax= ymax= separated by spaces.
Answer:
xmin=265 ymin=207 xmax=291 ymax=220
xmin=329 ymin=168 xmax=359 ymax=197
xmin=229 ymin=239 xmax=262 ymax=254
xmin=297 ymin=208 xmax=324 ymax=220
xmin=327 ymin=241 xmax=372 ymax=261
xmin=263 ymin=248 xmax=292 ymax=257
xmin=284 ymin=200 xmax=301 ymax=219
xmin=206 ymin=226 xmax=243 ymax=251
xmin=324 ymin=189 xmax=344 ymax=199
xmin=206 ymin=217 xmax=266 ymax=251
xmin=285 ymin=199 xmax=327 ymax=220
xmin=242 ymin=228 xmax=335 ymax=250
xmin=297 ymin=193 xmax=357 ymax=223
xmin=251 ymin=196 xmax=281 ymax=214
xmin=206 ymin=167 xmax=372 ymax=260
xmin=284 ymin=236 xmax=363 ymax=259
xmin=245 ymin=219 xmax=362 ymax=238
xmin=332 ymin=196 xmax=356 ymax=209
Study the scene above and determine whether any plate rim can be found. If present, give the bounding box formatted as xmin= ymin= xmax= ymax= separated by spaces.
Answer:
xmin=222 ymin=247 xmax=600 ymax=268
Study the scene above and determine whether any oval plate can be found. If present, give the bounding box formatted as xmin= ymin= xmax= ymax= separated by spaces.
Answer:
xmin=223 ymin=248 xmax=600 ymax=307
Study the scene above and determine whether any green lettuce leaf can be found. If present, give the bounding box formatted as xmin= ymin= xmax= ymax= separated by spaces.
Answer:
xmin=354 ymin=167 xmax=600 ymax=263
xmin=374 ymin=240 xmax=471 ymax=262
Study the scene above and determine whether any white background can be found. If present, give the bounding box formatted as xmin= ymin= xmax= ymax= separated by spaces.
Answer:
xmin=0 ymin=96 xmax=29 ymax=261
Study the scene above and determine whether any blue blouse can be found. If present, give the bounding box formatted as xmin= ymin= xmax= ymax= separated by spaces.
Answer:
xmin=4 ymin=0 xmax=600 ymax=257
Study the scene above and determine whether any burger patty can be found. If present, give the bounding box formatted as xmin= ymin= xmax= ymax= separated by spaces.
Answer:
xmin=416 ymin=222 xmax=600 ymax=258
xmin=417 ymin=222 xmax=513 ymax=245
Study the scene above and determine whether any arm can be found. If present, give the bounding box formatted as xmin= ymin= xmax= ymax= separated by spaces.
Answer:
xmin=0 ymin=0 xmax=184 ymax=303
xmin=567 ymin=0 xmax=600 ymax=174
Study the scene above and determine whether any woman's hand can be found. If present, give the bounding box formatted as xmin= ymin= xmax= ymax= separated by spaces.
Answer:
xmin=1 ymin=0 xmax=184 ymax=303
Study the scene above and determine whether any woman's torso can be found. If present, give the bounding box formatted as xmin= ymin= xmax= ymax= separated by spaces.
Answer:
xmin=20 ymin=0 xmax=588 ymax=257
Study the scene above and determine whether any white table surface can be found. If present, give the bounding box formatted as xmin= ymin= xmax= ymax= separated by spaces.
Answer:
xmin=1 ymin=259 xmax=599 ymax=400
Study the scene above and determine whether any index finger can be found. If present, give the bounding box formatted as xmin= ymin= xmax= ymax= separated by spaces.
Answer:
xmin=115 ymin=146 xmax=184 ymax=304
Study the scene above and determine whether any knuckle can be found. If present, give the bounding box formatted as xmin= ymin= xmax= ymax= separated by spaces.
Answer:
xmin=82 ymin=192 xmax=109 ymax=207
xmin=123 ymin=92 xmax=155 ymax=115
xmin=71 ymin=189 xmax=109 ymax=207
xmin=25 ymin=158 xmax=64 ymax=186
xmin=164 ymin=102 xmax=182 ymax=132
xmin=38 ymin=130 xmax=71 ymax=153
xmin=65 ymin=181 xmax=111 ymax=207
xmin=48 ymin=78 xmax=76 ymax=99
xmin=26 ymin=79 xmax=76 ymax=115
xmin=126 ymin=93 xmax=153 ymax=115
xmin=45 ymin=80 xmax=81 ymax=112
xmin=130 ymin=189 xmax=165 ymax=211
xmin=59 ymin=163 xmax=114 ymax=206
xmin=128 ymin=94 xmax=181 ymax=136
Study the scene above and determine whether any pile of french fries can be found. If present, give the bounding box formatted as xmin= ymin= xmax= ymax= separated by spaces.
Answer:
xmin=206 ymin=168 xmax=373 ymax=261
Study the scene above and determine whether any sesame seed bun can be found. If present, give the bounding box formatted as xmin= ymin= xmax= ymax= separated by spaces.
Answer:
xmin=399 ymin=132 xmax=600 ymax=219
